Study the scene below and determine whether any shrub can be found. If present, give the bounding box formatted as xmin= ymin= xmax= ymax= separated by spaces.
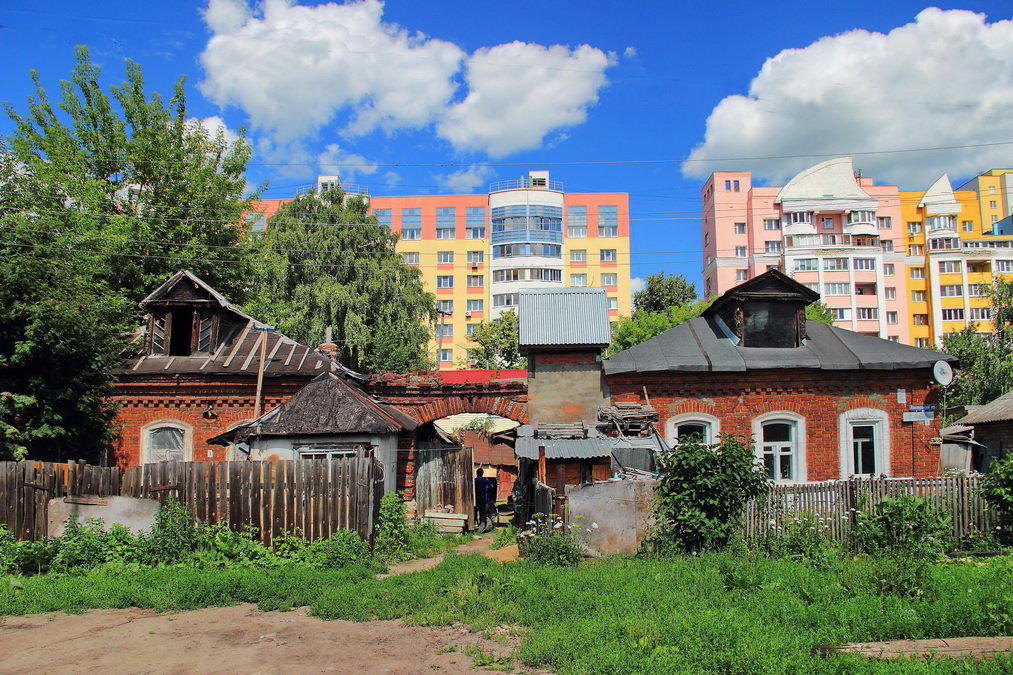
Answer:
xmin=298 ymin=530 xmax=372 ymax=569
xmin=145 ymin=496 xmax=202 ymax=564
xmin=373 ymin=491 xmax=414 ymax=563
xmin=980 ymin=454 xmax=1013 ymax=546
xmin=0 ymin=526 xmax=17 ymax=575
xmin=849 ymin=495 xmax=952 ymax=560
xmin=518 ymin=514 xmax=583 ymax=566
xmin=646 ymin=434 xmax=767 ymax=554
xmin=50 ymin=518 xmax=143 ymax=572
xmin=751 ymin=513 xmax=841 ymax=568
xmin=490 ymin=523 xmax=517 ymax=550
xmin=190 ymin=523 xmax=274 ymax=568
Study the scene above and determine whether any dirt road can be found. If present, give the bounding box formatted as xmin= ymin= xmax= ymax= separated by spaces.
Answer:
xmin=0 ymin=604 xmax=529 ymax=674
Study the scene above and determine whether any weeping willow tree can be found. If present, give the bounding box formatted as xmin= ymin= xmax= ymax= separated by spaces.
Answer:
xmin=243 ymin=188 xmax=435 ymax=373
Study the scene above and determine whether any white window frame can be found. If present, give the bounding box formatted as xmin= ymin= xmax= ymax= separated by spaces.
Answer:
xmin=665 ymin=413 xmax=720 ymax=447
xmin=752 ymin=412 xmax=806 ymax=483
xmin=838 ymin=408 xmax=890 ymax=478
xmin=141 ymin=419 xmax=193 ymax=464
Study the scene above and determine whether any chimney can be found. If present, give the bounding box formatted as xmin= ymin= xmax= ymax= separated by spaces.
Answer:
xmin=317 ymin=326 xmax=340 ymax=366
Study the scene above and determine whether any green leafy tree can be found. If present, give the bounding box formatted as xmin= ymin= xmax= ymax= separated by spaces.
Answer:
xmin=243 ymin=189 xmax=435 ymax=373
xmin=646 ymin=434 xmax=767 ymax=554
xmin=470 ymin=309 xmax=525 ymax=369
xmin=0 ymin=48 xmax=257 ymax=460
xmin=942 ymin=277 xmax=1013 ymax=407
xmin=633 ymin=273 xmax=697 ymax=313
xmin=805 ymin=300 xmax=835 ymax=325
xmin=607 ymin=298 xmax=713 ymax=356
xmin=4 ymin=46 xmax=256 ymax=302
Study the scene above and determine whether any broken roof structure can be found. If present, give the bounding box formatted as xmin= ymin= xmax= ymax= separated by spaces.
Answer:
xmin=605 ymin=270 xmax=957 ymax=375
xmin=209 ymin=372 xmax=417 ymax=446
xmin=118 ymin=270 xmax=331 ymax=378
xmin=957 ymin=391 xmax=1013 ymax=426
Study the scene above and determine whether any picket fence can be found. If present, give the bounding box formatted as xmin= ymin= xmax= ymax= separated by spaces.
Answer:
xmin=0 ymin=458 xmax=382 ymax=544
xmin=743 ymin=475 xmax=994 ymax=542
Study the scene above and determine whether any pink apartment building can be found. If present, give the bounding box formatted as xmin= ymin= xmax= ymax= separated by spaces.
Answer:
xmin=702 ymin=157 xmax=909 ymax=343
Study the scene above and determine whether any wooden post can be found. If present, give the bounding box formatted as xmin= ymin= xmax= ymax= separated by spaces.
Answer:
xmin=537 ymin=445 xmax=546 ymax=484
xmin=253 ymin=332 xmax=267 ymax=418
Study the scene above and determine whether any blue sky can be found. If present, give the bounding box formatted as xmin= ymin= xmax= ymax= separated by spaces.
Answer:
xmin=2 ymin=1 xmax=1011 ymax=292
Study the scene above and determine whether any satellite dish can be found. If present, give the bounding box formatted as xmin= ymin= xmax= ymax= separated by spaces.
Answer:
xmin=933 ymin=360 xmax=953 ymax=387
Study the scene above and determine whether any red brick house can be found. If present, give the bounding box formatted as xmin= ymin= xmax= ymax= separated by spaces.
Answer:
xmin=110 ymin=271 xmax=331 ymax=468
xmin=603 ymin=271 xmax=956 ymax=481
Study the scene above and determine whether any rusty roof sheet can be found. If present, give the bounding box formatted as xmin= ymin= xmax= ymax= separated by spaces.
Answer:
xmin=518 ymin=287 xmax=611 ymax=348
xmin=957 ymin=390 xmax=1013 ymax=425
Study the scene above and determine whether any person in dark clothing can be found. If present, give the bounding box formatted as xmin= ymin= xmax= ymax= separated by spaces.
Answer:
xmin=474 ymin=468 xmax=498 ymax=532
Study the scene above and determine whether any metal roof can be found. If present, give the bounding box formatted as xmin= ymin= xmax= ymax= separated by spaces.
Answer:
xmin=957 ymin=391 xmax=1013 ymax=425
xmin=518 ymin=287 xmax=611 ymax=348
xmin=604 ymin=316 xmax=957 ymax=375
xmin=515 ymin=436 xmax=614 ymax=460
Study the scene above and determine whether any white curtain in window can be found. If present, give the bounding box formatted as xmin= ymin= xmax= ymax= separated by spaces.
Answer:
xmin=149 ymin=427 xmax=185 ymax=462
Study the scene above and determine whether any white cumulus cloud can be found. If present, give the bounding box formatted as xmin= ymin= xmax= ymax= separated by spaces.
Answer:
xmin=199 ymin=0 xmax=612 ymax=156
xmin=435 ymin=164 xmax=495 ymax=193
xmin=684 ymin=8 xmax=1013 ymax=188
xmin=316 ymin=143 xmax=378 ymax=183
xmin=438 ymin=42 xmax=611 ymax=157
xmin=188 ymin=115 xmax=241 ymax=147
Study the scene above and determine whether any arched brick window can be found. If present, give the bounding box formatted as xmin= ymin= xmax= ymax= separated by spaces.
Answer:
xmin=141 ymin=419 xmax=193 ymax=464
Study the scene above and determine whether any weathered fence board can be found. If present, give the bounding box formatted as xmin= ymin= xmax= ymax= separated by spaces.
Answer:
xmin=744 ymin=475 xmax=995 ymax=543
xmin=414 ymin=446 xmax=476 ymax=531
xmin=0 ymin=458 xmax=382 ymax=544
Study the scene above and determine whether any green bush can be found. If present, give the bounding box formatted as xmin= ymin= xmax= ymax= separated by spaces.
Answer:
xmin=145 ymin=496 xmax=202 ymax=564
xmin=849 ymin=495 xmax=952 ymax=560
xmin=51 ymin=518 xmax=144 ymax=572
xmin=751 ymin=513 xmax=841 ymax=569
xmin=190 ymin=523 xmax=274 ymax=568
xmin=373 ymin=491 xmax=414 ymax=563
xmin=646 ymin=434 xmax=767 ymax=554
xmin=980 ymin=454 xmax=1013 ymax=546
xmin=298 ymin=530 xmax=372 ymax=569
xmin=0 ymin=526 xmax=18 ymax=574
xmin=518 ymin=514 xmax=583 ymax=567
xmin=490 ymin=523 xmax=517 ymax=550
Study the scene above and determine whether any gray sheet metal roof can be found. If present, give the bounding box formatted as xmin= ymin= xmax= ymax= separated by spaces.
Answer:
xmin=515 ymin=436 xmax=614 ymax=460
xmin=518 ymin=287 xmax=611 ymax=348
xmin=604 ymin=316 xmax=956 ymax=375
xmin=957 ymin=391 xmax=1013 ymax=425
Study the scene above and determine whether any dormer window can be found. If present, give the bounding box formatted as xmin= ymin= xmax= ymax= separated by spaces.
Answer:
xmin=708 ymin=269 xmax=819 ymax=349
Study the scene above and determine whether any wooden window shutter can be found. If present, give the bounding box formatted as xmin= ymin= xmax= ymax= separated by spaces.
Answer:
xmin=197 ymin=312 xmax=214 ymax=353
xmin=150 ymin=313 xmax=167 ymax=355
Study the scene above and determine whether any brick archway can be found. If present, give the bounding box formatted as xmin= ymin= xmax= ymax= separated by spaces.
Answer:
xmin=365 ymin=376 xmax=528 ymax=426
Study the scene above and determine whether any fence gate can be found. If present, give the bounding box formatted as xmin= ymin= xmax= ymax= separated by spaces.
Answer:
xmin=414 ymin=445 xmax=475 ymax=530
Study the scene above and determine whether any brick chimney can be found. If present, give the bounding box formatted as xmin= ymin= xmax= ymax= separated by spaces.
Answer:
xmin=317 ymin=326 xmax=340 ymax=366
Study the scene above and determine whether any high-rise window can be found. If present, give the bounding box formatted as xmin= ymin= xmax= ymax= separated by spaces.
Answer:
xmin=824 ymin=258 xmax=849 ymax=271
xmin=438 ymin=251 xmax=454 ymax=264
xmin=435 ymin=324 xmax=453 ymax=337
xmin=962 ymin=220 xmax=974 ymax=233
xmin=887 ymin=311 xmax=898 ymax=324
xmin=467 ymin=251 xmax=484 ymax=265
xmin=938 ymin=261 xmax=961 ymax=273
xmin=402 ymin=252 xmax=419 ymax=265
xmin=794 ymin=258 xmax=818 ymax=271
xmin=883 ymin=264 xmax=895 ymax=276
xmin=877 ymin=216 xmax=892 ymax=230
xmin=912 ymin=290 xmax=927 ymax=302
xmin=570 ymin=249 xmax=587 ymax=262
xmin=911 ymin=267 xmax=926 ymax=279
xmin=436 ymin=275 xmax=454 ymax=288
xmin=400 ymin=208 xmax=422 ymax=240
xmin=765 ymin=241 xmax=782 ymax=253
xmin=942 ymin=308 xmax=965 ymax=321
xmin=831 ymin=307 xmax=850 ymax=321
xmin=735 ymin=246 xmax=747 ymax=257
xmin=466 ymin=207 xmax=486 ymax=239
xmin=736 ymin=269 xmax=748 ymax=281
xmin=466 ymin=299 xmax=484 ymax=313
xmin=825 ymin=283 xmax=851 ymax=296
xmin=600 ymin=249 xmax=617 ymax=262
xmin=857 ymin=308 xmax=878 ymax=320
xmin=567 ymin=205 xmax=587 ymax=238
xmin=467 ymin=275 xmax=484 ymax=288
xmin=939 ymin=284 xmax=963 ymax=297
xmin=885 ymin=287 xmax=896 ymax=300
xmin=436 ymin=207 xmax=456 ymax=239
xmin=607 ymin=297 xmax=619 ymax=310
xmin=570 ymin=273 xmax=588 ymax=286
xmin=734 ymin=222 xmax=746 ymax=234
xmin=597 ymin=205 xmax=618 ymax=237
xmin=764 ymin=218 xmax=781 ymax=230
xmin=854 ymin=258 xmax=876 ymax=270
xmin=601 ymin=273 xmax=617 ymax=286
xmin=439 ymin=349 xmax=453 ymax=362
xmin=373 ymin=208 xmax=392 ymax=226
xmin=437 ymin=300 xmax=454 ymax=314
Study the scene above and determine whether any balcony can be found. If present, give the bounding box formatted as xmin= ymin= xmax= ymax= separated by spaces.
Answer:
xmin=490 ymin=229 xmax=563 ymax=245
xmin=785 ymin=234 xmax=879 ymax=249
xmin=489 ymin=177 xmax=564 ymax=193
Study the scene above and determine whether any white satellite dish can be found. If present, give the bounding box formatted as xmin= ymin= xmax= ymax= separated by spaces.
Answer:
xmin=933 ymin=360 xmax=953 ymax=387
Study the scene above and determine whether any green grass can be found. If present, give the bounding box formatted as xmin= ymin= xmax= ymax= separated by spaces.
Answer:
xmin=3 ymin=554 xmax=1013 ymax=673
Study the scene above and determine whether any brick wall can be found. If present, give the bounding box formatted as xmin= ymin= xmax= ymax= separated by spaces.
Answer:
xmin=608 ymin=368 xmax=943 ymax=480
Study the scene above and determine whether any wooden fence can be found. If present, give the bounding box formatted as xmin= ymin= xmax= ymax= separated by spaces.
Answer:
xmin=414 ymin=446 xmax=475 ymax=531
xmin=0 ymin=457 xmax=383 ymax=544
xmin=743 ymin=475 xmax=994 ymax=543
